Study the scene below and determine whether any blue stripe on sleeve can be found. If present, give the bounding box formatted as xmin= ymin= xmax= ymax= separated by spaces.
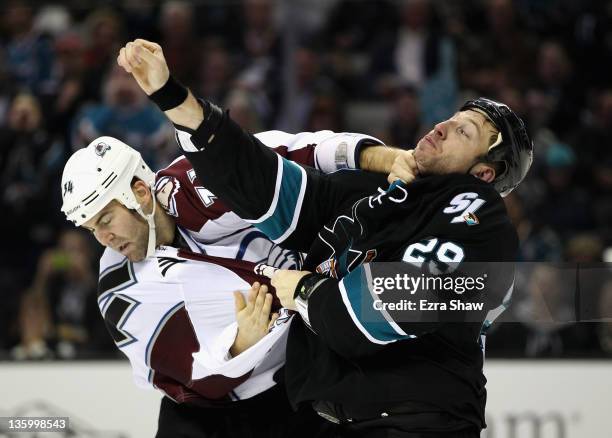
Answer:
xmin=255 ymin=158 xmax=304 ymax=241
xmin=340 ymin=266 xmax=410 ymax=344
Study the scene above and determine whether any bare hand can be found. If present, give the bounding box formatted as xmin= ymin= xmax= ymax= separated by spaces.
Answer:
xmin=230 ymin=282 xmax=278 ymax=356
xmin=270 ymin=270 xmax=311 ymax=311
xmin=117 ymin=39 xmax=170 ymax=95
xmin=387 ymin=150 xmax=420 ymax=184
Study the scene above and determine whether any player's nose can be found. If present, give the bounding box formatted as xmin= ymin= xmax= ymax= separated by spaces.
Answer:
xmin=95 ymin=229 xmax=116 ymax=248
xmin=433 ymin=121 xmax=447 ymax=140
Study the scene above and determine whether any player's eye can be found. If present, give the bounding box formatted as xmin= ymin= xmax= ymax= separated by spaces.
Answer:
xmin=458 ymin=127 xmax=470 ymax=138
xmin=101 ymin=215 xmax=112 ymax=226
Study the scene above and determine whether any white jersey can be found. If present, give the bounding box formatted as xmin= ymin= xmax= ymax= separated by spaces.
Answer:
xmin=99 ymin=245 xmax=292 ymax=404
xmin=98 ymin=129 xmax=385 ymax=404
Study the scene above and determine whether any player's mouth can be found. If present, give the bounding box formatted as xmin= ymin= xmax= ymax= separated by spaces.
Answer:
xmin=424 ymin=135 xmax=437 ymax=150
xmin=119 ymin=243 xmax=130 ymax=254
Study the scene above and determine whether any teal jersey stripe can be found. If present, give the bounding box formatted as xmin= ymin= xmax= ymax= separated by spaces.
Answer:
xmin=255 ymin=158 xmax=304 ymax=241
xmin=342 ymin=266 xmax=409 ymax=343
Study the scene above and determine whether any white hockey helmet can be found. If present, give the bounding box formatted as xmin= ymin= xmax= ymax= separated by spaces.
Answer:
xmin=61 ymin=136 xmax=158 ymax=258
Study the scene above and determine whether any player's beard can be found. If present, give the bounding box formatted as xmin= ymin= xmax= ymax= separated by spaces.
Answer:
xmin=125 ymin=211 xmax=151 ymax=262
xmin=413 ymin=142 xmax=441 ymax=176
xmin=414 ymin=141 xmax=466 ymax=177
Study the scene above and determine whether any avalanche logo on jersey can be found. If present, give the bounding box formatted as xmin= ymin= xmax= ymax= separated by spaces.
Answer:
xmin=97 ymin=258 xmax=139 ymax=347
xmin=315 ymin=199 xmax=377 ymax=278
xmin=155 ymin=176 xmax=180 ymax=217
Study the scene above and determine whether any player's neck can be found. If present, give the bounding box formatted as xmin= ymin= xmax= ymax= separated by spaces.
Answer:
xmin=155 ymin=208 xmax=176 ymax=247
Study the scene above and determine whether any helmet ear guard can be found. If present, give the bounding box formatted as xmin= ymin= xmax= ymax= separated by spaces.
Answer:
xmin=461 ymin=97 xmax=534 ymax=196
xmin=61 ymin=137 xmax=158 ymax=258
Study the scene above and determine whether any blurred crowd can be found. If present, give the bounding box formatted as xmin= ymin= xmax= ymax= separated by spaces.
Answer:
xmin=0 ymin=0 xmax=611 ymax=360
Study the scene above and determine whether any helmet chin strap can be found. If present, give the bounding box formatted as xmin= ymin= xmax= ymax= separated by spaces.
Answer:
xmin=135 ymin=191 xmax=158 ymax=258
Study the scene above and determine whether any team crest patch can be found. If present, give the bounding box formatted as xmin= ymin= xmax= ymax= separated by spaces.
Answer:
xmin=155 ymin=176 xmax=180 ymax=217
xmin=463 ymin=212 xmax=480 ymax=226
xmin=95 ymin=142 xmax=112 ymax=157
xmin=315 ymin=258 xmax=337 ymax=278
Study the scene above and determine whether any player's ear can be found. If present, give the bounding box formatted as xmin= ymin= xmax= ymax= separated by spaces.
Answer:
xmin=469 ymin=162 xmax=496 ymax=183
xmin=131 ymin=179 xmax=152 ymax=208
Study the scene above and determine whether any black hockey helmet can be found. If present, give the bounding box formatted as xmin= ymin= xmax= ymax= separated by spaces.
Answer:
xmin=461 ymin=97 xmax=533 ymax=196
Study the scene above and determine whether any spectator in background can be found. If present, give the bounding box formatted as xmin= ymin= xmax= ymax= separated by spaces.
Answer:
xmin=81 ymin=8 xmax=124 ymax=101
xmin=195 ymin=39 xmax=234 ymax=106
xmin=72 ymin=65 xmax=173 ymax=169
xmin=504 ymin=192 xmax=563 ymax=262
xmin=275 ymin=46 xmax=335 ymax=131
xmin=535 ymin=142 xmax=594 ymax=238
xmin=322 ymin=0 xmax=396 ymax=97
xmin=12 ymin=229 xmax=105 ymax=360
xmin=573 ymin=90 xmax=612 ymax=192
xmin=0 ymin=93 xmax=66 ymax=356
xmin=158 ymin=0 xmax=200 ymax=87
xmin=43 ymin=32 xmax=95 ymax=148
xmin=0 ymin=93 xmax=57 ymax=254
xmin=386 ymin=85 xmax=422 ymax=149
xmin=565 ymin=234 xmax=604 ymax=264
xmin=481 ymin=0 xmax=535 ymax=90
xmin=305 ymin=93 xmax=344 ymax=133
xmin=1 ymin=0 xmax=55 ymax=96
xmin=570 ymin=1 xmax=612 ymax=91
xmin=233 ymin=0 xmax=283 ymax=128
xmin=486 ymin=260 xmax=602 ymax=358
xmin=238 ymin=0 xmax=281 ymax=64
xmin=526 ymin=40 xmax=580 ymax=140
xmin=369 ymin=0 xmax=458 ymax=126
xmin=224 ymin=88 xmax=264 ymax=133
xmin=121 ymin=0 xmax=158 ymax=42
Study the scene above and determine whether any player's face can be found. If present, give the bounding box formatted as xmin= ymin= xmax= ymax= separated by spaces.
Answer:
xmin=82 ymin=200 xmax=149 ymax=262
xmin=413 ymin=110 xmax=498 ymax=176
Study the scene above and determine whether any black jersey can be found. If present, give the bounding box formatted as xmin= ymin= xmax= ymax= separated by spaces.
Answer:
xmin=177 ymin=113 xmax=518 ymax=432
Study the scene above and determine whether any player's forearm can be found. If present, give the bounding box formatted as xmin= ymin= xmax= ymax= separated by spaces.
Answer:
xmin=359 ymin=145 xmax=403 ymax=174
xmin=164 ymin=90 xmax=204 ymax=131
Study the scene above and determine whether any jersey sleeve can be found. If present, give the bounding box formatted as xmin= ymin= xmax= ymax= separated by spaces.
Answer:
xmin=175 ymin=114 xmax=386 ymax=252
xmin=293 ymin=183 xmax=517 ymax=358
xmin=254 ymin=129 xmax=385 ymax=172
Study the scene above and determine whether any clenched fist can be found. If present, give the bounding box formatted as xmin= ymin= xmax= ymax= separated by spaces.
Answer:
xmin=270 ymin=269 xmax=311 ymax=311
xmin=117 ymin=39 xmax=170 ymax=95
xmin=387 ymin=149 xmax=420 ymax=184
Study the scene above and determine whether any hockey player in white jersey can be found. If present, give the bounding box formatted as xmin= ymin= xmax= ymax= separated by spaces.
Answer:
xmin=60 ymin=129 xmax=391 ymax=437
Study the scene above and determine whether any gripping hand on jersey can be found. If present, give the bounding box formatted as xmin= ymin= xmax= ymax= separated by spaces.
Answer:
xmin=117 ymin=39 xmax=169 ymax=95
xmin=270 ymin=270 xmax=312 ymax=311
xmin=230 ymin=282 xmax=278 ymax=356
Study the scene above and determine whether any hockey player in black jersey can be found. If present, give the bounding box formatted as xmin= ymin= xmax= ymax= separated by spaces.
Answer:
xmin=118 ymin=39 xmax=533 ymax=437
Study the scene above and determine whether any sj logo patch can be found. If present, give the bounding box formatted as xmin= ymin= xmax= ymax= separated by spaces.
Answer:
xmin=444 ymin=192 xmax=485 ymax=224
